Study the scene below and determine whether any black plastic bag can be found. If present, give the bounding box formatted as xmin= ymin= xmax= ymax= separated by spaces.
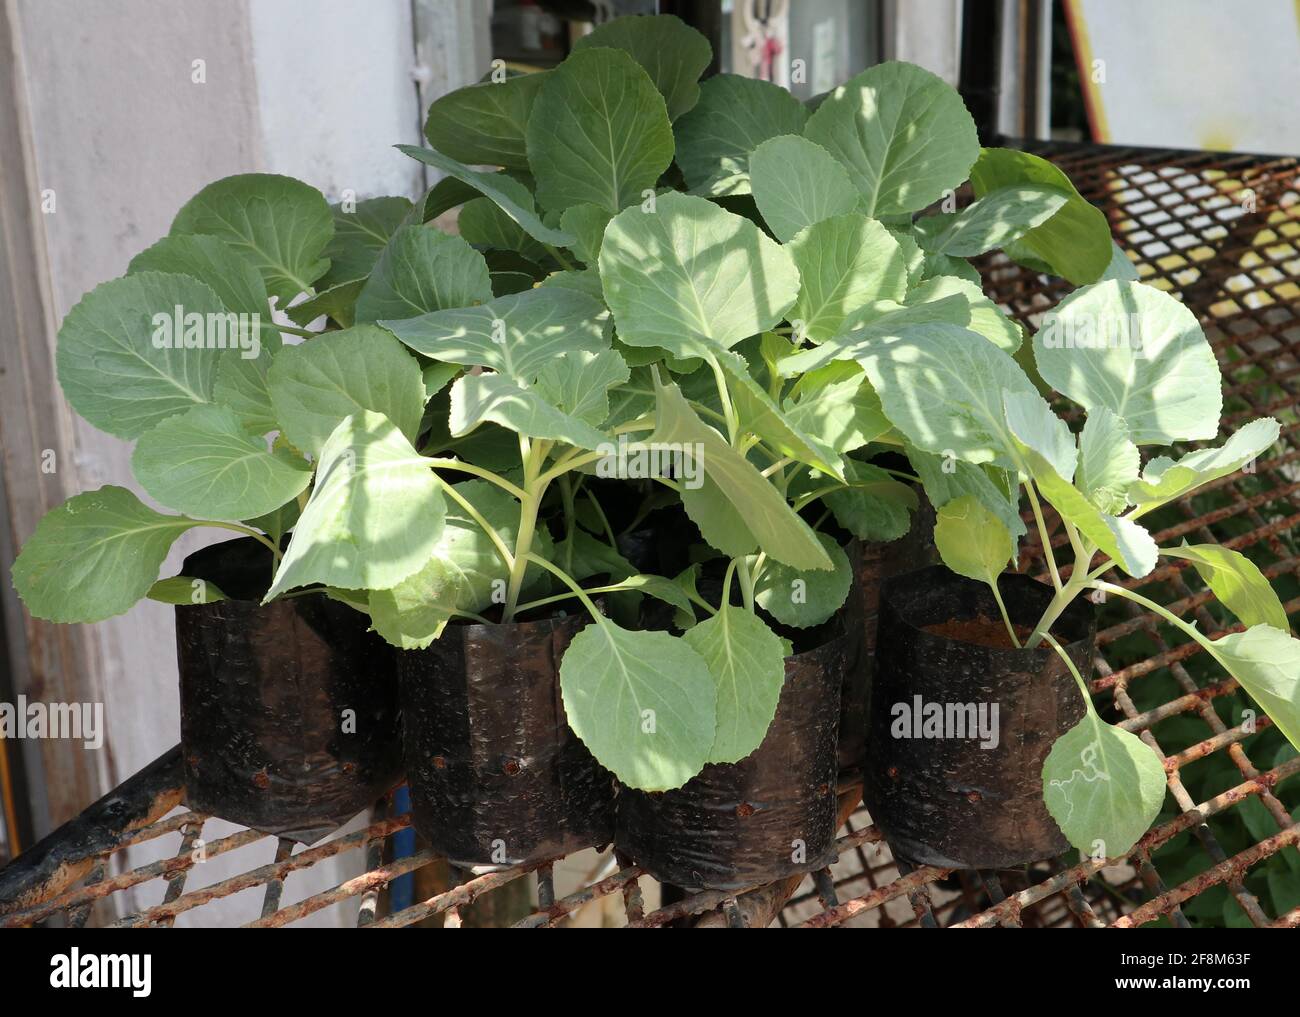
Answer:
xmin=616 ymin=619 xmax=847 ymax=891
xmin=840 ymin=492 xmax=937 ymax=773
xmin=863 ymin=564 xmax=1095 ymax=869
xmin=398 ymin=611 xmax=615 ymax=866
xmin=176 ymin=538 xmax=403 ymax=844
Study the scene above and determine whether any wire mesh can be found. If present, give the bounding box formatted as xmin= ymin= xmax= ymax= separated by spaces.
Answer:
xmin=1 ymin=141 xmax=1298 ymax=928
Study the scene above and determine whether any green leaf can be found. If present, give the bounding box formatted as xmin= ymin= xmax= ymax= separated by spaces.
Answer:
xmin=970 ymin=148 xmax=1112 ymax=285
xmin=788 ymin=214 xmax=907 ymax=342
xmin=823 ymin=460 xmax=917 ymax=541
xmin=379 ymin=286 xmax=606 ymax=384
xmin=681 ymin=481 xmax=759 ymax=559
xmin=599 ymin=192 xmax=799 ymax=359
xmin=1163 ymin=544 xmax=1289 ymax=631
xmin=533 ymin=348 xmax=630 ymax=426
xmin=570 ymin=13 xmax=711 ymax=121
xmin=857 ymin=322 xmax=1040 ymax=469
xmin=919 ymin=250 xmax=983 ymax=287
xmin=1129 ymin=418 xmax=1280 ymax=508
xmin=558 ymin=203 xmax=615 ymax=265
xmin=317 ymin=196 xmax=413 ymax=290
xmin=933 ymin=494 xmax=1014 ymax=586
xmin=148 ymin=576 xmax=227 ymax=605
xmin=266 ymin=411 xmax=445 ymax=599
xmin=783 ymin=366 xmax=891 ymax=453
xmin=369 ymin=479 xmax=533 ymax=648
xmin=560 ymin=620 xmax=716 ymax=790
xmin=779 ymin=293 xmax=1001 ymax=376
xmin=804 ymin=61 xmax=979 ymax=217
xmin=526 ymin=48 xmax=673 ymax=214
xmin=354 ymin=225 xmax=492 ymax=323
xmin=1207 ymin=626 xmax=1300 ymax=752
xmin=422 ymin=72 xmax=547 ymax=171
xmin=909 ymin=448 xmax=1025 ymax=539
xmin=683 ymin=606 xmax=787 ymax=764
xmin=904 ymin=275 xmax=1023 ymax=353
xmin=267 ymin=325 xmax=425 ymax=459
xmin=1004 ymin=394 xmax=1157 ymax=578
xmin=396 ymin=145 xmax=575 ymax=247
xmin=461 ymin=197 xmax=550 ymax=263
xmin=126 ymin=233 xmax=277 ymax=352
xmin=1042 ymin=714 xmax=1167 ymax=856
xmin=213 ymin=348 xmax=278 ymax=435
xmin=285 ymin=278 xmax=365 ymax=329
xmin=170 ymin=173 xmax=332 ymax=304
xmin=555 ymin=528 xmax=635 ymax=584
xmin=914 ymin=185 xmax=1069 ymax=257
xmin=1076 ymin=407 xmax=1139 ymax=513
xmin=132 ymin=404 xmax=312 ymax=520
xmin=56 ymin=272 xmax=230 ymax=439
xmin=651 ymin=375 xmax=831 ymax=571
xmin=11 ymin=486 xmax=198 ymax=623
xmin=753 ymin=533 xmax=851 ymax=627
xmin=715 ymin=351 xmax=843 ymax=479
xmin=1002 ymin=389 xmax=1077 ymax=483
xmin=749 ymin=135 xmax=859 ymax=243
xmin=1100 ymin=240 xmax=1140 ymax=282
xmin=673 ymin=74 xmax=807 ymax=194
xmin=448 ymin=372 xmax=610 ymax=451
xmin=1033 ymin=280 xmax=1221 ymax=444
xmin=246 ymin=495 xmax=300 ymax=544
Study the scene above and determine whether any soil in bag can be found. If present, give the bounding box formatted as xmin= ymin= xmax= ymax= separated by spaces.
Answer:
xmin=616 ymin=615 xmax=847 ymax=892
xmin=863 ymin=564 xmax=1096 ymax=869
xmin=398 ymin=610 xmax=615 ymax=867
xmin=176 ymin=537 xmax=403 ymax=844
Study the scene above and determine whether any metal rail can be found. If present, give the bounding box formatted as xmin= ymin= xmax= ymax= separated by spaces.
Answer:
xmin=1 ymin=141 xmax=1298 ymax=927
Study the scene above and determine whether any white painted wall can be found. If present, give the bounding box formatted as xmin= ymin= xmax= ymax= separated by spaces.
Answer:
xmin=11 ymin=0 xmax=435 ymax=926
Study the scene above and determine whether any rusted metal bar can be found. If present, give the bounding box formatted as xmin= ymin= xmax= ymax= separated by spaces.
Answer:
xmin=0 ymin=746 xmax=183 ymax=916
xmin=259 ymin=838 xmax=295 ymax=920
xmin=369 ymin=862 xmax=540 ymax=928
xmin=514 ymin=865 xmax=643 ymax=928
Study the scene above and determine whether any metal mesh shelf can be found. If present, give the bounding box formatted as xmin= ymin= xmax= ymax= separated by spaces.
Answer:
xmin=2 ymin=141 xmax=1298 ymax=928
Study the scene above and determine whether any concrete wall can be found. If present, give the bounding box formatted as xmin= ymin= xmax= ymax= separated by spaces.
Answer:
xmin=7 ymin=0 xmax=445 ymax=926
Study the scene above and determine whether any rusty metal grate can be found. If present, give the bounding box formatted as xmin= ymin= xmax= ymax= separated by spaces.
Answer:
xmin=2 ymin=141 xmax=1298 ymax=928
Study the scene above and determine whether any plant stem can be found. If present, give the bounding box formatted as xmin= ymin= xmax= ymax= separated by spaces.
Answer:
xmin=204 ymin=522 xmax=282 ymax=563
xmin=276 ymin=324 xmax=320 ymax=339
xmin=736 ymin=557 xmax=756 ymax=612
xmin=423 ymin=458 xmax=527 ymax=500
xmin=990 ymin=576 xmax=1021 ymax=648
xmin=1090 ymin=580 xmax=1223 ymax=659
xmin=706 ymin=354 xmax=739 ymax=445
xmin=502 ymin=436 xmax=542 ymax=622
xmin=585 ymin=490 xmax=618 ymax=548
xmin=523 ymin=553 xmax=604 ymax=623
xmin=434 ymin=476 xmax=514 ymax=571
xmin=1042 ymin=631 xmax=1094 ymax=716
xmin=536 ymin=450 xmax=604 ymax=487
xmin=559 ymin=475 xmax=576 ymax=575
xmin=1023 ymin=563 xmax=1090 ymax=649
xmin=544 ymin=244 xmax=575 ymax=270
xmin=1024 ymin=480 xmax=1062 ymax=593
